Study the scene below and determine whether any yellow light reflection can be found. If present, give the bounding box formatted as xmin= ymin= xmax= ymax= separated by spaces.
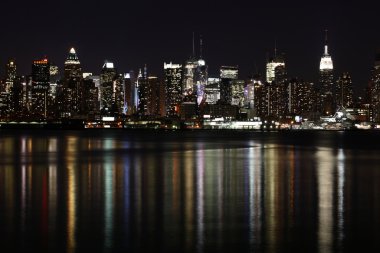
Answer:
xmin=248 ymin=142 xmax=262 ymax=247
xmin=67 ymin=165 xmax=76 ymax=253
xmin=316 ymin=148 xmax=334 ymax=253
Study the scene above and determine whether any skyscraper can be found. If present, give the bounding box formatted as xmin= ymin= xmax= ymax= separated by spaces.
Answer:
xmin=61 ymin=48 xmax=83 ymax=117
xmin=100 ymin=61 xmax=117 ymax=113
xmin=164 ymin=62 xmax=183 ymax=116
xmin=220 ymin=66 xmax=238 ymax=104
xmin=5 ymin=59 xmax=17 ymax=93
xmin=266 ymin=51 xmax=285 ymax=83
xmin=31 ymin=57 xmax=50 ymax=118
xmin=0 ymin=59 xmax=18 ymax=118
xmin=335 ymin=72 xmax=353 ymax=108
xmin=368 ymin=52 xmax=380 ymax=122
xmin=319 ymin=30 xmax=334 ymax=115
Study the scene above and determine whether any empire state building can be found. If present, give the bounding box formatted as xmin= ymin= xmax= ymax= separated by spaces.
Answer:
xmin=319 ymin=31 xmax=334 ymax=115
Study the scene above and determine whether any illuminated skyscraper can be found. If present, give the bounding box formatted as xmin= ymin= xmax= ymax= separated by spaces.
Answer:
xmin=0 ymin=59 xmax=17 ymax=118
xmin=164 ymin=62 xmax=183 ymax=116
xmin=319 ymin=30 xmax=334 ymax=115
xmin=31 ymin=57 xmax=50 ymax=118
xmin=100 ymin=61 xmax=117 ymax=113
xmin=64 ymin=48 xmax=82 ymax=79
xmin=61 ymin=48 xmax=83 ymax=117
xmin=183 ymin=58 xmax=197 ymax=96
xmin=205 ymin=77 xmax=220 ymax=104
xmin=5 ymin=59 xmax=17 ymax=92
xmin=266 ymin=49 xmax=285 ymax=83
xmin=137 ymin=66 xmax=159 ymax=116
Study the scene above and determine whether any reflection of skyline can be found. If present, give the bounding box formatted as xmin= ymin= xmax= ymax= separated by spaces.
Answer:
xmin=0 ymin=132 xmax=379 ymax=252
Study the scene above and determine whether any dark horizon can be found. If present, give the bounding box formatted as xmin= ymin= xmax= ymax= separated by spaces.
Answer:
xmin=1 ymin=1 xmax=380 ymax=96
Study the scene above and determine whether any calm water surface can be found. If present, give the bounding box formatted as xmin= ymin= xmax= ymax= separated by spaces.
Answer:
xmin=1 ymin=130 xmax=380 ymax=253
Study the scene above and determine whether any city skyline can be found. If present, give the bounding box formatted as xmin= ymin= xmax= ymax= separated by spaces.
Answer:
xmin=1 ymin=1 xmax=379 ymax=96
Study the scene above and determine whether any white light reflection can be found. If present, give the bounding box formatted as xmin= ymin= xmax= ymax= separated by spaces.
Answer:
xmin=337 ymin=149 xmax=345 ymax=244
xmin=317 ymin=148 xmax=334 ymax=253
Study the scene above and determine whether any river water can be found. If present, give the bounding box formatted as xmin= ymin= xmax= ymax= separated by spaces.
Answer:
xmin=0 ymin=130 xmax=380 ymax=253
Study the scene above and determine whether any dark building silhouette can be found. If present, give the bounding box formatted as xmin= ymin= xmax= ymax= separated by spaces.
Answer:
xmin=31 ymin=57 xmax=50 ymax=118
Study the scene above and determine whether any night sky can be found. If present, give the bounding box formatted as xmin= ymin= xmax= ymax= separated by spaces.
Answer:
xmin=1 ymin=0 xmax=379 ymax=95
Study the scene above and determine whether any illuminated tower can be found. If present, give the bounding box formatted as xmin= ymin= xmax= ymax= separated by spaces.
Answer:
xmin=194 ymin=36 xmax=208 ymax=105
xmin=64 ymin=48 xmax=82 ymax=79
xmin=266 ymin=44 xmax=285 ymax=83
xmin=62 ymin=48 xmax=83 ymax=117
xmin=5 ymin=59 xmax=17 ymax=92
xmin=319 ymin=30 xmax=334 ymax=115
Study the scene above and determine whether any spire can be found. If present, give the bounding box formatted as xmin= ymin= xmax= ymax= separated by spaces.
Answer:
xmin=274 ymin=38 xmax=277 ymax=58
xmin=192 ymin=32 xmax=195 ymax=58
xmin=144 ymin=64 xmax=147 ymax=78
xmin=324 ymin=29 xmax=329 ymax=55
xmin=70 ymin=47 xmax=76 ymax=54
xmin=200 ymin=35 xmax=203 ymax=59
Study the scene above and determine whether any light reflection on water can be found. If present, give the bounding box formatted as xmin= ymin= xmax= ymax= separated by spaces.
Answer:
xmin=0 ymin=130 xmax=380 ymax=253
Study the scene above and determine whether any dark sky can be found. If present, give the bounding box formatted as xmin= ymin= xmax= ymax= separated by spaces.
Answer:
xmin=1 ymin=0 xmax=379 ymax=95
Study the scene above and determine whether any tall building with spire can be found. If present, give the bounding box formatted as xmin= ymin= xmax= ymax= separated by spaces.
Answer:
xmin=183 ymin=33 xmax=198 ymax=96
xmin=319 ymin=30 xmax=334 ymax=115
xmin=61 ymin=48 xmax=83 ymax=117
